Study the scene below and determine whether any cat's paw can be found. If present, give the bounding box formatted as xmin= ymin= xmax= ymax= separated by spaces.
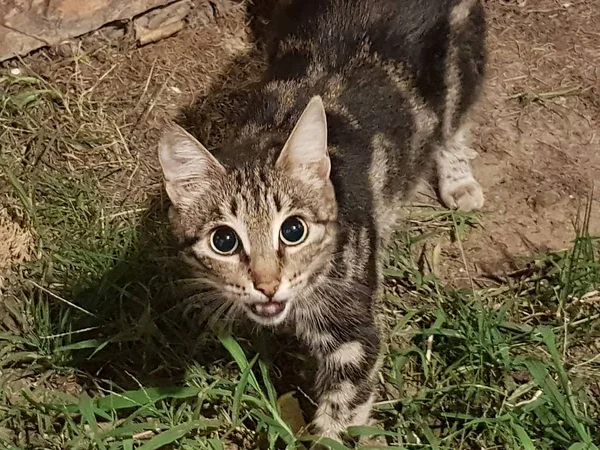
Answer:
xmin=440 ymin=177 xmax=484 ymax=211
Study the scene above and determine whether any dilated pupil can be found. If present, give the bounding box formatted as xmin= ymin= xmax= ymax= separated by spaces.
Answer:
xmin=213 ymin=228 xmax=237 ymax=253
xmin=281 ymin=218 xmax=304 ymax=243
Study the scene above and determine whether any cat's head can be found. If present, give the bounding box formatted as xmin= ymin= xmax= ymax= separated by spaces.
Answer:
xmin=158 ymin=96 xmax=338 ymax=326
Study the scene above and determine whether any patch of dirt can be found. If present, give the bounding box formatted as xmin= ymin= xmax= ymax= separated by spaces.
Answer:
xmin=0 ymin=208 xmax=34 ymax=288
xmin=454 ymin=0 xmax=600 ymax=277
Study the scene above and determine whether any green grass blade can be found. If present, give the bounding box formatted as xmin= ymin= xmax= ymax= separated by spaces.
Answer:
xmin=233 ymin=353 xmax=259 ymax=424
xmin=137 ymin=419 xmax=220 ymax=450
xmin=2 ymin=166 xmax=34 ymax=219
xmin=78 ymin=392 xmax=107 ymax=450
xmin=95 ymin=386 xmax=202 ymax=411
xmin=524 ymin=359 xmax=589 ymax=442
xmin=511 ymin=422 xmax=535 ymax=450
xmin=259 ymin=359 xmax=279 ymax=411
xmin=299 ymin=435 xmax=352 ymax=450
xmin=218 ymin=334 xmax=260 ymax=391
xmin=208 ymin=438 xmax=225 ymax=450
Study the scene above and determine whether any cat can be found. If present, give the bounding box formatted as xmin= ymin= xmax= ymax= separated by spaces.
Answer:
xmin=158 ymin=0 xmax=486 ymax=441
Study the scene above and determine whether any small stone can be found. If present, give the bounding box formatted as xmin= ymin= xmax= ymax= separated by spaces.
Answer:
xmin=134 ymin=0 xmax=191 ymax=45
xmin=54 ymin=42 xmax=73 ymax=58
xmin=195 ymin=1 xmax=217 ymax=26
xmin=143 ymin=0 xmax=191 ymax=29
xmin=532 ymin=191 xmax=561 ymax=212
xmin=135 ymin=21 xmax=184 ymax=45
xmin=10 ymin=68 xmax=21 ymax=75
xmin=100 ymin=24 xmax=127 ymax=40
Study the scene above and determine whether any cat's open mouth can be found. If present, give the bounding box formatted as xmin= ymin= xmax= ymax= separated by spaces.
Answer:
xmin=248 ymin=301 xmax=287 ymax=318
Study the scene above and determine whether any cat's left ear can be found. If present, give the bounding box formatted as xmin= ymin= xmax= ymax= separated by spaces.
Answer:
xmin=276 ymin=96 xmax=330 ymax=180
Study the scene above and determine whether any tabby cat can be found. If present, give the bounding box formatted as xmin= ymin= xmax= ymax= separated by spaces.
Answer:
xmin=158 ymin=0 xmax=486 ymax=440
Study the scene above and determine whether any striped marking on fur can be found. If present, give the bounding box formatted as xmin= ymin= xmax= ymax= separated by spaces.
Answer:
xmin=328 ymin=341 xmax=365 ymax=367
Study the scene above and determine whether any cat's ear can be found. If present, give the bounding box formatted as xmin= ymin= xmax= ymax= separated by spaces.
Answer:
xmin=158 ymin=123 xmax=225 ymax=206
xmin=276 ymin=96 xmax=330 ymax=180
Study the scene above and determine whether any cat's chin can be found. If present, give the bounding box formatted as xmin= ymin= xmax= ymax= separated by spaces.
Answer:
xmin=244 ymin=301 xmax=291 ymax=326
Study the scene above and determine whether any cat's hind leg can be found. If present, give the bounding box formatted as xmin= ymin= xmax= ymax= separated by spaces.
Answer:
xmin=436 ymin=126 xmax=484 ymax=211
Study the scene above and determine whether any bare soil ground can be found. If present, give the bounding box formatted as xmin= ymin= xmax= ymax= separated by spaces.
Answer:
xmin=410 ymin=0 xmax=600 ymax=283
xmin=462 ymin=0 xmax=600 ymax=273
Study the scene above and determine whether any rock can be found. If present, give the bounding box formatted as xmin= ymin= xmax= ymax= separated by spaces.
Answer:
xmin=133 ymin=0 xmax=191 ymax=45
xmin=135 ymin=20 xmax=185 ymax=46
xmin=0 ymin=0 xmax=173 ymax=62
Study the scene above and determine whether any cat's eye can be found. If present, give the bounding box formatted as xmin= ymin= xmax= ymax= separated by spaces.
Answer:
xmin=280 ymin=216 xmax=308 ymax=246
xmin=210 ymin=227 xmax=239 ymax=255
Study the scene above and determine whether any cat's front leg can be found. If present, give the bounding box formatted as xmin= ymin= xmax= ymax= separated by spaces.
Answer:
xmin=436 ymin=126 xmax=485 ymax=212
xmin=310 ymin=325 xmax=381 ymax=441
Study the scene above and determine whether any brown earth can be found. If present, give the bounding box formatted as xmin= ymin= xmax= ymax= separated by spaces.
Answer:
xmin=415 ymin=0 xmax=600 ymax=282
xmin=0 ymin=207 xmax=34 ymax=289
xmin=461 ymin=0 xmax=600 ymax=276
xmin=1 ymin=0 xmax=599 ymax=281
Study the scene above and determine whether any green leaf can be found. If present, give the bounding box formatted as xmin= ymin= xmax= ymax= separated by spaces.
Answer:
xmin=253 ymin=410 xmax=295 ymax=445
xmin=137 ymin=420 xmax=220 ymax=450
xmin=511 ymin=423 xmax=535 ymax=450
xmin=233 ymin=353 xmax=260 ymax=424
xmin=568 ymin=443 xmax=599 ymax=450
xmin=421 ymin=423 xmax=440 ymax=450
xmin=9 ymin=76 xmax=43 ymax=85
xmin=2 ymin=168 xmax=33 ymax=219
xmin=219 ymin=334 xmax=295 ymax=441
xmin=524 ymin=358 xmax=587 ymax=441
xmin=259 ymin=359 xmax=279 ymax=411
xmin=79 ymin=391 xmax=98 ymax=427
xmin=346 ymin=425 xmax=398 ymax=438
xmin=208 ymin=438 xmax=225 ymax=450
xmin=299 ymin=434 xmax=352 ymax=450
xmin=8 ymin=89 xmax=54 ymax=109
xmin=55 ymin=339 xmax=107 ymax=352
xmin=218 ymin=334 xmax=259 ymax=391
xmin=95 ymin=386 xmax=202 ymax=411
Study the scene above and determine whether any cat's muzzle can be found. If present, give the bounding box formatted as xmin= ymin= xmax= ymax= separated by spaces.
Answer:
xmin=249 ymin=300 xmax=286 ymax=318
xmin=245 ymin=299 xmax=291 ymax=325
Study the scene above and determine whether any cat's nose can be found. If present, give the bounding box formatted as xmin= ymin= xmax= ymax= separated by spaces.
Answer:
xmin=254 ymin=279 xmax=280 ymax=298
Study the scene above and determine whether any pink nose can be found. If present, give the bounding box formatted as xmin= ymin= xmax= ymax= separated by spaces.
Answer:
xmin=254 ymin=280 xmax=280 ymax=297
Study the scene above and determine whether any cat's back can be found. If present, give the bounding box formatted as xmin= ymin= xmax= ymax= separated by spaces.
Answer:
xmin=268 ymin=0 xmax=482 ymax=81
xmin=247 ymin=0 xmax=485 ymax=143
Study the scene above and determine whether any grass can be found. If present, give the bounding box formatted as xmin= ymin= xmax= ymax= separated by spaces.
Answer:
xmin=1 ymin=62 xmax=600 ymax=450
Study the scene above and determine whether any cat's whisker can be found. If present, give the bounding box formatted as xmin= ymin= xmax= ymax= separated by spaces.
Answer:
xmin=177 ymin=291 xmax=224 ymax=308
xmin=207 ymin=300 xmax=236 ymax=331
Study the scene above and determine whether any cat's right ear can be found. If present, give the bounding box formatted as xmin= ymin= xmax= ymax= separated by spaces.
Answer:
xmin=158 ymin=123 xmax=225 ymax=206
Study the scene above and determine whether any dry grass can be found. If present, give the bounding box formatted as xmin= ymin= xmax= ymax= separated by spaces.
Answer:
xmin=0 ymin=207 xmax=34 ymax=282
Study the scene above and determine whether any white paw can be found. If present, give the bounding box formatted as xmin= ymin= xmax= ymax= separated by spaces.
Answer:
xmin=440 ymin=177 xmax=484 ymax=211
